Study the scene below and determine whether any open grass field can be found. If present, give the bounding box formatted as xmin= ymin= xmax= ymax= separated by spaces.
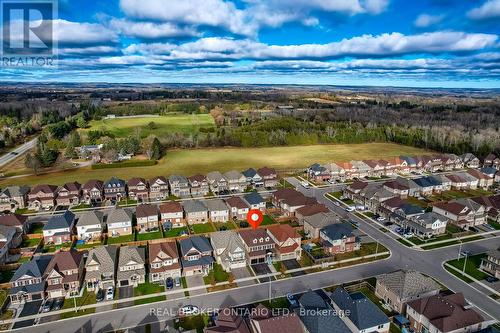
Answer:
xmin=0 ymin=143 xmax=433 ymax=187
xmin=79 ymin=114 xmax=215 ymax=139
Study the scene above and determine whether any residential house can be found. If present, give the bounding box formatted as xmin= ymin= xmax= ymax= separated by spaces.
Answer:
xmin=224 ymin=170 xmax=248 ymax=193
xmin=107 ymin=208 xmax=133 ymax=237
xmin=9 ymin=255 xmax=52 ymax=303
xmin=399 ymin=156 xmax=418 ymax=174
xmin=0 ymin=225 xmax=21 ymax=264
xmin=480 ymin=167 xmax=499 ymax=180
xmin=82 ymin=179 xmax=104 ymax=204
xmin=392 ymin=204 xmax=425 ymax=227
xmin=377 ymin=197 xmax=405 ymax=218
xmin=248 ymin=304 xmax=304 ymax=333
xmin=302 ymin=212 xmax=339 ymax=239
xmin=320 ymin=222 xmax=360 ymax=255
xmin=135 ymin=204 xmax=159 ymax=231
xmin=445 ymin=174 xmax=468 ymax=191
xmin=76 ymin=211 xmax=104 ymax=241
xmin=413 ymin=177 xmax=439 ymax=196
xmin=296 ymin=290 xmax=351 ymax=333
xmin=375 ymin=270 xmax=441 ymax=313
xmin=204 ymin=308 xmax=251 ymax=333
xmin=183 ymin=200 xmax=208 ymax=224
xmin=45 ymin=250 xmax=85 ymax=298
xmin=395 ymin=177 xmax=421 ymax=197
xmin=344 ymin=180 xmax=369 ymax=202
xmin=467 ymin=169 xmax=494 ymax=189
xmin=148 ymin=176 xmax=169 ymax=201
xmin=385 ymin=157 xmax=403 ymax=176
xmin=210 ymin=230 xmax=247 ymax=272
xmin=0 ymin=213 xmax=28 ymax=234
xmin=480 ymin=249 xmax=500 ymax=279
xmin=56 ymin=182 xmax=81 ymax=207
xmin=127 ymin=177 xmax=149 ymax=202
xmin=188 ymin=174 xmax=210 ymax=197
xmin=406 ymin=293 xmax=485 ymax=333
xmin=226 ymin=196 xmax=249 ymax=220
xmin=243 ymin=192 xmax=266 ymax=212
xmin=85 ymin=245 xmax=118 ymax=291
xmin=330 ymin=286 xmax=390 ymax=333
xmin=43 ymin=210 xmax=76 ymax=245
xmin=242 ymin=168 xmax=263 ymax=188
xmin=0 ymin=185 xmax=29 ymax=212
xmin=207 ymin=171 xmax=228 ymax=194
xmin=159 ymin=201 xmax=184 ymax=228
xmin=383 ymin=180 xmax=410 ymax=199
xmin=103 ymin=177 xmax=126 ymax=202
xmin=407 ymin=212 xmax=448 ymax=239
xmin=329 ymin=162 xmax=348 ymax=181
xmin=239 ymin=229 xmax=275 ymax=265
xmin=149 ymin=241 xmax=182 ymax=282
xmin=28 ymin=184 xmax=58 ymax=210
xmin=272 ymin=188 xmax=316 ymax=216
xmin=205 ymin=199 xmax=230 ymax=222
xmin=117 ymin=246 xmax=146 ymax=287
xmin=430 ymin=174 xmax=451 ymax=191
xmin=267 ymin=224 xmax=302 ymax=260
xmin=454 ymin=198 xmax=487 ymax=226
xmin=169 ymin=175 xmax=190 ymax=197
xmin=363 ymin=160 xmax=386 ymax=177
xmin=461 ymin=153 xmax=480 ymax=168
xmin=365 ymin=187 xmax=395 ymax=212
xmin=350 ymin=160 xmax=372 ymax=178
xmin=457 ymin=171 xmax=479 ymax=190
xmin=258 ymin=167 xmax=278 ymax=188
xmin=179 ymin=236 xmax=214 ymax=276
xmin=472 ymin=195 xmax=500 ymax=222
xmin=295 ymin=203 xmax=329 ymax=224
xmin=483 ymin=153 xmax=500 ymax=169
xmin=308 ymin=163 xmax=330 ymax=182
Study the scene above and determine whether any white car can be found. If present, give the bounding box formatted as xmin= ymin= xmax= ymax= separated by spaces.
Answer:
xmin=345 ymin=206 xmax=355 ymax=212
xmin=403 ymin=232 xmax=413 ymax=239
xmin=376 ymin=216 xmax=386 ymax=222
xmin=106 ymin=287 xmax=114 ymax=300
xmin=301 ymin=181 xmax=310 ymax=188
xmin=355 ymin=205 xmax=366 ymax=211
xmin=179 ymin=305 xmax=199 ymax=316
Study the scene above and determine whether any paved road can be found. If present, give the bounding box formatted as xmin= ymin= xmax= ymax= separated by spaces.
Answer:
xmin=8 ymin=179 xmax=500 ymax=332
xmin=0 ymin=137 xmax=37 ymax=168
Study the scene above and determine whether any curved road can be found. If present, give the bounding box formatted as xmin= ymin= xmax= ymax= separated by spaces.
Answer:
xmin=0 ymin=137 xmax=37 ymax=168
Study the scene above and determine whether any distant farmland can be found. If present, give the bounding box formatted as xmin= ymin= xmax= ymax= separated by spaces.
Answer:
xmin=0 ymin=143 xmax=434 ymax=187
xmin=79 ymin=113 xmax=215 ymax=139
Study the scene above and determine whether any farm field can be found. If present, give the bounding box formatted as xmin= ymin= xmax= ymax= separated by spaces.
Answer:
xmin=79 ymin=113 xmax=215 ymax=139
xmin=0 ymin=143 xmax=433 ymax=186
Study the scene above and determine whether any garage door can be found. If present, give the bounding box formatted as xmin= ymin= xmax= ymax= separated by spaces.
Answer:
xmin=32 ymin=294 xmax=42 ymax=300
xmin=120 ymin=280 xmax=129 ymax=286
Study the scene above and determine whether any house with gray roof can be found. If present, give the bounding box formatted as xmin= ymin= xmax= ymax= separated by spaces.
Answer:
xmin=183 ymin=200 xmax=208 ymax=224
xmin=243 ymin=192 xmax=266 ymax=211
xmin=375 ymin=270 xmax=441 ymax=313
xmin=242 ymin=168 xmax=263 ymax=187
xmin=205 ymin=199 xmax=230 ymax=222
xmin=103 ymin=177 xmax=126 ymax=202
xmin=330 ymin=286 xmax=390 ymax=333
xmin=179 ymin=236 xmax=214 ymax=276
xmin=43 ymin=210 xmax=76 ymax=245
xmin=76 ymin=211 xmax=104 ymax=241
xmin=0 ymin=185 xmax=29 ymax=213
xmin=168 ymin=175 xmax=190 ymax=197
xmin=206 ymin=171 xmax=228 ymax=194
xmin=407 ymin=212 xmax=448 ymax=239
xmin=210 ymin=230 xmax=246 ymax=272
xmin=107 ymin=208 xmax=133 ymax=237
xmin=224 ymin=170 xmax=247 ymax=193
xmin=303 ymin=212 xmax=339 ymax=239
xmin=85 ymin=245 xmax=118 ymax=291
xmin=9 ymin=255 xmax=52 ymax=303
xmin=117 ymin=246 xmax=146 ymax=287
xmin=296 ymin=290 xmax=350 ymax=333
xmin=320 ymin=222 xmax=360 ymax=254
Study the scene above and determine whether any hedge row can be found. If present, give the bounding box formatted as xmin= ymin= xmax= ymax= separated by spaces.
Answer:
xmin=91 ymin=160 xmax=157 ymax=170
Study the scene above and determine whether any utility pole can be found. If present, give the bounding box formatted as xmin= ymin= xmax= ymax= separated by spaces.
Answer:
xmin=457 ymin=240 xmax=462 ymax=261
xmin=462 ymin=254 xmax=468 ymax=274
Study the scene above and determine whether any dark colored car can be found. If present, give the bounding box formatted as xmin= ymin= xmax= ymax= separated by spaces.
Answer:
xmin=166 ymin=277 xmax=174 ymax=290
xmin=96 ymin=289 xmax=105 ymax=302
xmin=485 ymin=276 xmax=499 ymax=283
xmin=52 ymin=298 xmax=64 ymax=311
xmin=42 ymin=299 xmax=53 ymax=313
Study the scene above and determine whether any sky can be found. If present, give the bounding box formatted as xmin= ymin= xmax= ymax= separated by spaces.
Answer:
xmin=1 ymin=0 xmax=500 ymax=88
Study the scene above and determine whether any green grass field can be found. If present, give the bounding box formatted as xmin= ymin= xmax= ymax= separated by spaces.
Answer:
xmin=80 ymin=114 xmax=215 ymax=139
xmin=0 ymin=143 xmax=433 ymax=187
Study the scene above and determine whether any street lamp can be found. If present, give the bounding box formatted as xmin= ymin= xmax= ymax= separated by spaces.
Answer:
xmin=457 ymin=239 xmax=462 ymax=261
xmin=462 ymin=253 xmax=468 ymax=274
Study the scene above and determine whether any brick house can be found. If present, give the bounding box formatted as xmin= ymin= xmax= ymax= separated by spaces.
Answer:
xmin=28 ymin=184 xmax=58 ymax=211
xmin=188 ymin=174 xmax=210 ymax=197
xmin=267 ymin=224 xmax=302 ymax=260
xmin=0 ymin=185 xmax=30 ymax=212
xmin=159 ymin=201 xmax=184 ymax=228
xmin=46 ymin=250 xmax=85 ymax=298
xmin=82 ymin=179 xmax=104 ymax=204
xmin=56 ymin=182 xmax=81 ymax=207
xmin=43 ymin=210 xmax=76 ymax=245
xmin=320 ymin=222 xmax=360 ymax=255
xmin=149 ymin=241 xmax=182 ymax=282
xmin=148 ymin=176 xmax=169 ymax=201
xmin=135 ymin=204 xmax=159 ymax=231
xmin=103 ymin=177 xmax=126 ymax=202
xmin=127 ymin=177 xmax=149 ymax=202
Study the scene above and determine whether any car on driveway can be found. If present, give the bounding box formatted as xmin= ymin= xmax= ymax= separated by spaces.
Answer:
xmin=345 ymin=206 xmax=355 ymax=212
xmin=106 ymin=287 xmax=114 ymax=301
xmin=175 ymin=277 xmax=181 ymax=287
xmin=376 ymin=216 xmax=386 ymax=222
xmin=286 ymin=293 xmax=297 ymax=306
xmin=52 ymin=298 xmax=64 ymax=311
xmin=166 ymin=277 xmax=174 ymax=290
xmin=96 ymin=289 xmax=105 ymax=302
xmin=486 ymin=276 xmax=499 ymax=283
xmin=42 ymin=299 xmax=53 ymax=313
xmin=179 ymin=305 xmax=199 ymax=316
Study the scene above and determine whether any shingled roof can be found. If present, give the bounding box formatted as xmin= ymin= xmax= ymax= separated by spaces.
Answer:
xmin=377 ymin=270 xmax=440 ymax=299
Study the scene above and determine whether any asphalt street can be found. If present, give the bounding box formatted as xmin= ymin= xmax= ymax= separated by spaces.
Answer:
xmin=0 ymin=137 xmax=37 ymax=168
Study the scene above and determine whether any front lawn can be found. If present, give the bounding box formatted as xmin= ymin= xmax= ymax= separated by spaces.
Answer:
xmin=203 ymin=263 xmax=230 ymax=285
xmin=134 ymin=295 xmax=166 ymax=306
xmin=134 ymin=281 xmax=165 ymax=297
xmin=164 ymin=227 xmax=188 ymax=238
xmin=136 ymin=231 xmax=163 ymax=241
xmin=488 ymin=220 xmax=500 ymax=230
xmin=334 ymin=242 xmax=387 ymax=261
xmin=106 ymin=234 xmax=135 ymax=245
xmin=192 ymin=223 xmax=216 ymax=234
xmin=260 ymin=297 xmax=289 ymax=309
xmin=446 ymin=253 xmax=491 ymax=281
xmin=62 ymin=289 xmax=96 ymax=310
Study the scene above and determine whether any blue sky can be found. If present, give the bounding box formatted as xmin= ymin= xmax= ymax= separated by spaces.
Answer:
xmin=1 ymin=0 xmax=500 ymax=87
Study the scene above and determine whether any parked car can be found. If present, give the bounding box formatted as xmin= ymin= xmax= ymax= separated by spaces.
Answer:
xmin=286 ymin=293 xmax=297 ymax=306
xmin=327 ymin=179 xmax=336 ymax=184
xmin=166 ymin=277 xmax=174 ymax=290
xmin=376 ymin=216 xmax=386 ymax=222
xmin=345 ymin=206 xmax=355 ymax=212
xmin=42 ymin=299 xmax=53 ymax=313
xmin=301 ymin=181 xmax=310 ymax=188
xmin=179 ymin=305 xmax=199 ymax=316
xmin=355 ymin=204 xmax=366 ymax=211
xmin=175 ymin=276 xmax=181 ymax=287
xmin=485 ymin=276 xmax=499 ymax=283
xmin=403 ymin=232 xmax=413 ymax=239
xmin=52 ymin=298 xmax=64 ymax=311
xmin=460 ymin=250 xmax=472 ymax=257
xmin=350 ymin=220 xmax=360 ymax=227
xmin=96 ymin=289 xmax=105 ymax=302
xmin=106 ymin=287 xmax=114 ymax=301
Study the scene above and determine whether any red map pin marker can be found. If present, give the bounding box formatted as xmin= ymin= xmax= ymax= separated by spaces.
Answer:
xmin=247 ymin=209 xmax=264 ymax=230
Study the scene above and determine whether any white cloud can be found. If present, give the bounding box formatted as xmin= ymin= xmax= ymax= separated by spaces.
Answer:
xmin=414 ymin=14 xmax=444 ymax=28
xmin=59 ymin=46 xmax=119 ymax=55
xmin=110 ymin=19 xmax=200 ymax=39
xmin=467 ymin=0 xmax=500 ymax=20
xmin=362 ymin=0 xmax=389 ymax=14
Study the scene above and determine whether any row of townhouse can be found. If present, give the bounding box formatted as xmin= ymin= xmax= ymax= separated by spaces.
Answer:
xmin=308 ymin=152 xmax=500 ymax=183
xmin=40 ymin=192 xmax=267 ymax=244
xmin=9 ymin=224 xmax=301 ymax=304
xmin=0 ymin=167 xmax=278 ymax=212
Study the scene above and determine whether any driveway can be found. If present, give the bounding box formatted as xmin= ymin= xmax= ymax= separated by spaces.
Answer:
xmin=116 ymin=286 xmax=134 ymax=309
xmin=185 ymin=275 xmax=206 ymax=296
xmin=251 ymin=263 xmax=275 ymax=283
xmin=282 ymin=259 xmax=304 ymax=277
xmin=232 ymin=267 xmax=256 ymax=286
xmin=12 ymin=300 xmax=42 ymax=329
